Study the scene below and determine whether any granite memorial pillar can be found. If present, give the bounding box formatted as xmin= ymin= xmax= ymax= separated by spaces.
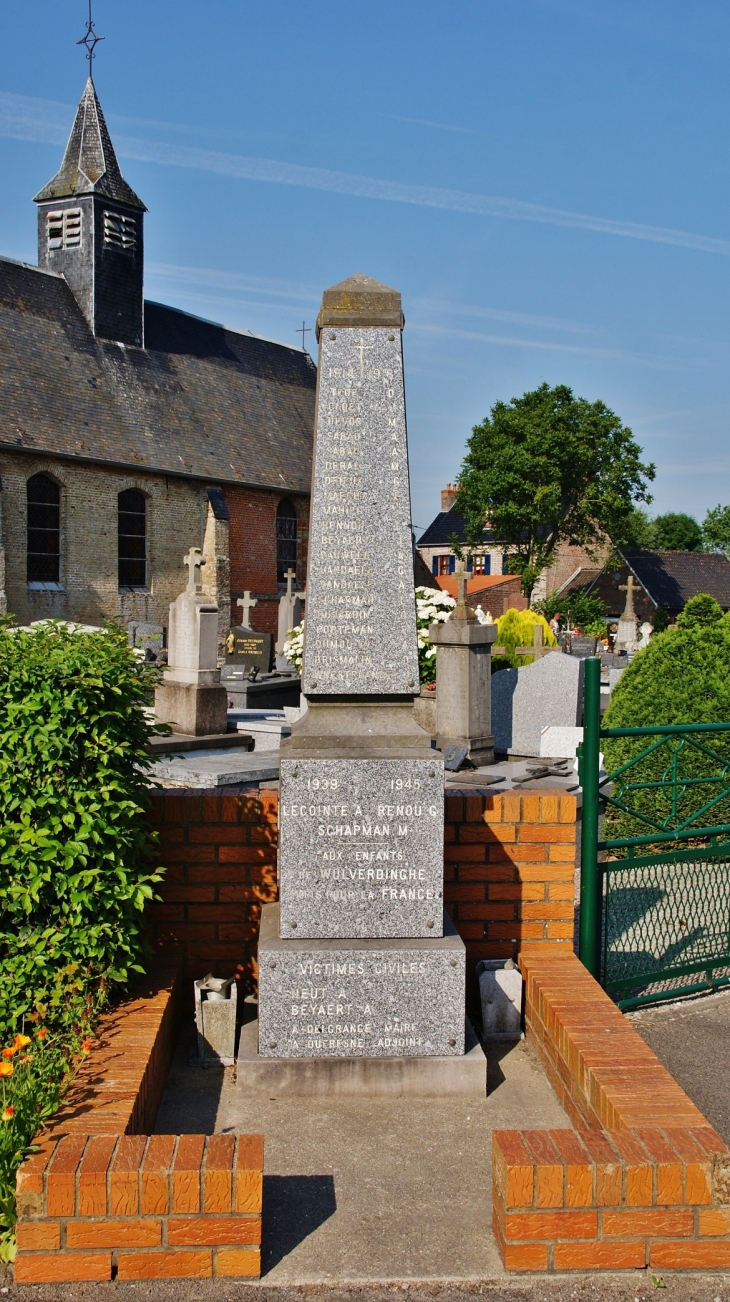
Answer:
xmin=242 ymin=275 xmax=484 ymax=1094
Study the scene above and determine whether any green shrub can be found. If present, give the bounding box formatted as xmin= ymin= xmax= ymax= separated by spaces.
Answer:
xmin=492 ymin=608 xmax=557 ymax=671
xmin=602 ymin=618 xmax=730 ymax=840
xmin=0 ymin=621 xmax=164 ymax=1037
xmin=534 ymin=588 xmax=607 ymax=632
xmin=676 ymin=593 xmax=724 ymax=630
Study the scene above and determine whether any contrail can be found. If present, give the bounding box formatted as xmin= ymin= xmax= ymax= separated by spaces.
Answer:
xmin=3 ymin=89 xmax=728 ymax=257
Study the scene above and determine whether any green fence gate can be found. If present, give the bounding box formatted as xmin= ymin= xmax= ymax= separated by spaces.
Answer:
xmin=577 ymin=656 xmax=730 ymax=1009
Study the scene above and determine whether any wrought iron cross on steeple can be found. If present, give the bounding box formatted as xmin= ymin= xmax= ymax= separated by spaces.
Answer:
xmin=77 ymin=0 xmax=105 ymax=79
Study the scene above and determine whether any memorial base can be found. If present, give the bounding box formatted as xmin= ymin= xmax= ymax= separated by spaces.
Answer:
xmin=235 ymin=1017 xmax=486 ymax=1097
xmin=154 ymin=681 xmax=228 ymax=736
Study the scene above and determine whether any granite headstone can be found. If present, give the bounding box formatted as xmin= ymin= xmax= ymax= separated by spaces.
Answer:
xmin=491 ymin=653 xmax=584 ymax=757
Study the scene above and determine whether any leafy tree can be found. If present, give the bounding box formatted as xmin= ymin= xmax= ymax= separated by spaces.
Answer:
xmin=650 ymin=511 xmax=702 ymax=551
xmin=534 ymin=588 xmax=607 ymax=632
xmin=622 ymin=506 xmax=656 ymax=548
xmin=456 ymin=383 xmax=655 ymax=597
xmin=702 ymin=503 xmax=730 ymax=558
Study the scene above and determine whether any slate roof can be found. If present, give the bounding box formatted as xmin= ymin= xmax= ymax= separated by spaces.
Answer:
xmin=0 ymin=256 xmax=316 ymax=492
xmin=34 ymin=78 xmax=145 ymax=211
xmin=622 ymin=549 xmax=730 ymax=613
xmin=417 ymin=509 xmax=495 ymax=547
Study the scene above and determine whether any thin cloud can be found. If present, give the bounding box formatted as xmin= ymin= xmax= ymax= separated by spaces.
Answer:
xmin=147 ymin=261 xmax=318 ymax=303
xmin=415 ymin=298 xmax=601 ymax=335
xmin=380 ymin=113 xmax=479 ymax=136
xmin=3 ymin=90 xmax=730 ymax=257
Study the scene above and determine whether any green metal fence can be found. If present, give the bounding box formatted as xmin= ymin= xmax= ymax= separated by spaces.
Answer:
xmin=577 ymin=656 xmax=730 ymax=1008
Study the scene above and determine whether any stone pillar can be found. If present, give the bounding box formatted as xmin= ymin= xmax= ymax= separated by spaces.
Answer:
xmin=429 ymin=570 xmax=497 ymax=767
xmin=201 ymin=488 xmax=231 ymax=664
xmin=154 ymin=547 xmax=228 ymax=736
xmin=245 ymin=275 xmax=482 ymax=1091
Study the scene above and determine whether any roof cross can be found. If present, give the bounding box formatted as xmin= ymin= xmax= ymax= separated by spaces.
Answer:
xmin=77 ymin=0 xmax=105 ymax=79
xmin=297 ymin=321 xmax=311 ymax=350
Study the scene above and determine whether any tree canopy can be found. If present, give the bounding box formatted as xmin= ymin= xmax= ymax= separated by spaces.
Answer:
xmin=456 ymin=383 xmax=655 ymax=596
xmin=650 ymin=512 xmax=702 ymax=551
xmin=702 ymin=504 xmax=730 ymax=558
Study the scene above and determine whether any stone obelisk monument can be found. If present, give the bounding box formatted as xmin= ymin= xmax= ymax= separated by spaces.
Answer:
xmin=240 ymin=274 xmax=484 ymax=1094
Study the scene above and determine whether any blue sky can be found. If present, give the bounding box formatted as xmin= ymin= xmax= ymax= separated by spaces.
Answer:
xmin=1 ymin=1 xmax=730 ymax=536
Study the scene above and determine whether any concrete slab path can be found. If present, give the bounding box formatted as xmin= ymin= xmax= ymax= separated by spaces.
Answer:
xmin=154 ymin=1022 xmax=569 ymax=1284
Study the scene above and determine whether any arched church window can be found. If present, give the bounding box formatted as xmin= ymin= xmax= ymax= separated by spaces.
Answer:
xmin=276 ymin=499 xmax=298 ymax=584
xmin=118 ymin=489 xmax=147 ymax=589
xmin=27 ymin=473 xmax=60 ymax=584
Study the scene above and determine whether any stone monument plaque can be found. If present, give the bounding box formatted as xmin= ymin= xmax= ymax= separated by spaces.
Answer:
xmin=258 ymin=905 xmax=464 ymax=1058
xmin=279 ymin=757 xmax=444 ymax=938
xmin=302 ymin=327 xmax=419 ymax=697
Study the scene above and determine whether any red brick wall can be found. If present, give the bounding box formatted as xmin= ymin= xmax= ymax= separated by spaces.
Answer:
xmin=493 ymin=950 xmax=730 ymax=1273
xmin=147 ymin=787 xmax=278 ymax=987
xmin=226 ymin=486 xmax=309 ymax=638
xmin=149 ymin=787 xmax=577 ymax=1009
xmin=444 ymin=791 xmax=577 ymax=1006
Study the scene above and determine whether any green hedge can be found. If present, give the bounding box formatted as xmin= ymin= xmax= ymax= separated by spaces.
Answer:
xmin=602 ymin=598 xmax=730 ymax=840
xmin=0 ymin=621 xmax=163 ymax=1036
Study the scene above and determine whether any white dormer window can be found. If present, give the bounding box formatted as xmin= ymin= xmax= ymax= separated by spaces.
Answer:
xmin=104 ymin=211 xmax=137 ymax=252
xmin=47 ymin=208 xmax=82 ymax=251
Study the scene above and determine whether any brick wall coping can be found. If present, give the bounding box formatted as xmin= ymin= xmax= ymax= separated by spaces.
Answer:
xmin=14 ymin=960 xmax=264 ymax=1283
xmin=47 ymin=960 xmax=183 ymax=1138
xmin=493 ymin=951 xmax=730 ymax=1272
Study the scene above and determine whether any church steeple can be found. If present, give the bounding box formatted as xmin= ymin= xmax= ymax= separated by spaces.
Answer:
xmin=34 ymin=77 xmax=147 ymax=346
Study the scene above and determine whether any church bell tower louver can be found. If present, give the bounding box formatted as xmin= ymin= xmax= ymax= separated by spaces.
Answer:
xmin=34 ymin=74 xmax=147 ymax=347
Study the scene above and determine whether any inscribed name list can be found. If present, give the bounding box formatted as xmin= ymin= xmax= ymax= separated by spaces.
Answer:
xmin=258 ymin=929 xmax=464 ymax=1058
xmin=302 ymin=327 xmax=419 ymax=696
xmin=279 ymin=758 xmax=444 ymax=938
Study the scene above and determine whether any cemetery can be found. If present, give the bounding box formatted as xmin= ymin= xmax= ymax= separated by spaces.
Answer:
xmin=2 ymin=268 xmax=730 ymax=1297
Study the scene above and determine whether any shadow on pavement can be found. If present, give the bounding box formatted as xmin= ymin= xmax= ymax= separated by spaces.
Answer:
xmin=262 ymin=1173 xmax=337 ymax=1273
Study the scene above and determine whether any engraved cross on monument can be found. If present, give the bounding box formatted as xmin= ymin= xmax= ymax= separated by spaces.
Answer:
xmin=245 ymin=274 xmax=480 ymax=1091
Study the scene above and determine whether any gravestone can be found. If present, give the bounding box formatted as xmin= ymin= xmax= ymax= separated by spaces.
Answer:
xmin=247 ymin=274 xmax=481 ymax=1090
xmin=491 ymin=653 xmax=584 ymax=757
xmin=615 ymin=575 xmax=639 ymax=651
xmin=225 ymin=626 xmax=273 ymax=672
xmin=276 ymin=568 xmax=304 ymax=671
xmin=154 ymin=548 xmax=228 ymax=736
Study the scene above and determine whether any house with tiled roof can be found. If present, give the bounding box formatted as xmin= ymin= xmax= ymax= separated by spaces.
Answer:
xmin=558 ymin=549 xmax=730 ymax=621
xmin=0 ymin=76 xmax=315 ymax=648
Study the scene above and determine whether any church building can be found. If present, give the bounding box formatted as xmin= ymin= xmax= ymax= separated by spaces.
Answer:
xmin=0 ymin=75 xmax=315 ymax=650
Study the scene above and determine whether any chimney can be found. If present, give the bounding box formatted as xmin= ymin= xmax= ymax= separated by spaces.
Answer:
xmin=441 ymin=483 xmax=459 ymax=512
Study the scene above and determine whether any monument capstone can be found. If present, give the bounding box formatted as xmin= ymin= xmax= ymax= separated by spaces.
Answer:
xmin=244 ymin=274 xmax=483 ymax=1092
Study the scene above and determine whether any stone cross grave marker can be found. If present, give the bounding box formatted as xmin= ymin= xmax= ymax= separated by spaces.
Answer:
xmin=237 ymin=590 xmax=258 ymax=629
xmin=615 ymin=573 xmax=639 ymax=650
xmin=515 ymin=624 xmax=561 ymax=660
xmin=183 ymin=546 xmax=205 ymax=594
xmin=254 ymin=273 xmax=467 ymax=1067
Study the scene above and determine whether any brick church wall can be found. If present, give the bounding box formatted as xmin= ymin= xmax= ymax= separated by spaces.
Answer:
xmin=226 ymin=487 xmax=309 ymax=637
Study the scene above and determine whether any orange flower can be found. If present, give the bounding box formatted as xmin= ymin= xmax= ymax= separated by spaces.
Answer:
xmin=81 ymin=1040 xmax=93 ymax=1053
xmin=37 ymin=1028 xmax=48 ymax=1040
xmin=13 ymin=1034 xmax=31 ymax=1049
xmin=1 ymin=1046 xmax=17 ymax=1059
xmin=20 ymin=1054 xmax=33 ymax=1065
xmin=0 ymin=1063 xmax=13 ymax=1077
xmin=1 ymin=1106 xmax=14 ymax=1121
